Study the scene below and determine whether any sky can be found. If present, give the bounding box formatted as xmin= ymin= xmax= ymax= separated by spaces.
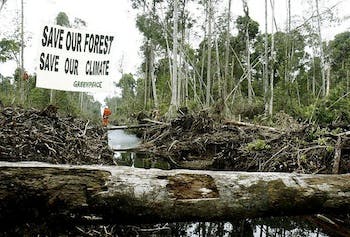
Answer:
xmin=0 ymin=0 xmax=349 ymax=103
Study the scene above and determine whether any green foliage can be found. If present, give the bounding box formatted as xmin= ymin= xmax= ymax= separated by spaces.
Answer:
xmin=326 ymin=146 xmax=334 ymax=152
xmin=28 ymin=87 xmax=50 ymax=107
xmin=0 ymin=69 xmax=102 ymax=122
xmin=0 ymin=38 xmax=20 ymax=63
xmin=56 ymin=12 xmax=70 ymax=27
xmin=136 ymin=14 xmax=166 ymax=48
xmin=246 ymin=139 xmax=271 ymax=151
xmin=235 ymin=16 xmax=259 ymax=40
xmin=229 ymin=97 xmax=264 ymax=120
xmin=106 ymin=73 xmax=139 ymax=124
xmin=117 ymin=73 xmax=136 ymax=99
xmin=0 ymin=76 xmax=15 ymax=104
xmin=329 ymin=31 xmax=350 ymax=81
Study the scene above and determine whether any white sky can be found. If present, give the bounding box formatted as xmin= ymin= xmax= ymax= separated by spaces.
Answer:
xmin=0 ymin=0 xmax=349 ymax=103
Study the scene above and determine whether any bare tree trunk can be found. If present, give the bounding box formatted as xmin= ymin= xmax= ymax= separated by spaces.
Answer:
xmin=206 ymin=0 xmax=213 ymax=107
xmin=326 ymin=63 xmax=330 ymax=96
xmin=347 ymin=70 xmax=349 ymax=92
xmin=0 ymin=0 xmax=7 ymax=13
xmin=150 ymin=43 xmax=159 ymax=109
xmin=312 ymin=55 xmax=316 ymax=95
xmin=79 ymin=92 xmax=84 ymax=110
xmin=264 ymin=0 xmax=269 ymax=115
xmin=144 ymin=43 xmax=149 ymax=109
xmin=242 ymin=0 xmax=252 ymax=104
xmin=178 ymin=50 xmax=183 ymax=105
xmin=215 ymin=37 xmax=222 ymax=99
xmin=269 ymin=0 xmax=275 ymax=116
xmin=246 ymin=28 xmax=252 ymax=104
xmin=20 ymin=0 xmax=25 ymax=104
xmin=315 ymin=0 xmax=326 ymax=97
xmin=169 ymin=0 xmax=179 ymax=116
xmin=178 ymin=1 xmax=188 ymax=106
xmin=285 ymin=0 xmax=291 ymax=84
xmin=1 ymin=162 xmax=350 ymax=224
xmin=224 ymin=0 xmax=232 ymax=106
xmin=50 ymin=90 xmax=54 ymax=104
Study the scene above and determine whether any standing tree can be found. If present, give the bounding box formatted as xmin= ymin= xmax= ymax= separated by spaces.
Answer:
xmin=0 ymin=0 xmax=7 ymax=13
xmin=315 ymin=0 xmax=326 ymax=97
xmin=223 ymin=0 xmax=232 ymax=112
xmin=269 ymin=0 xmax=276 ymax=115
xmin=263 ymin=0 xmax=269 ymax=114
xmin=169 ymin=0 xmax=179 ymax=116
xmin=205 ymin=0 xmax=213 ymax=107
xmin=241 ymin=0 xmax=253 ymax=104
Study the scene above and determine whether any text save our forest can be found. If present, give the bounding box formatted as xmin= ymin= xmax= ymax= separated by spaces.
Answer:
xmin=39 ymin=25 xmax=114 ymax=76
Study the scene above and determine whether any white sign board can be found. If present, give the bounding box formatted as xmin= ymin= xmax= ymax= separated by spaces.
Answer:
xmin=36 ymin=25 xmax=115 ymax=92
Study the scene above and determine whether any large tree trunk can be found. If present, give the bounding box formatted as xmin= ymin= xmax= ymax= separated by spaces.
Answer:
xmin=223 ymin=0 xmax=232 ymax=109
xmin=269 ymin=0 xmax=276 ymax=116
xmin=150 ymin=42 xmax=159 ymax=109
xmin=1 ymin=162 xmax=350 ymax=224
xmin=264 ymin=0 xmax=269 ymax=115
xmin=206 ymin=0 xmax=213 ymax=107
xmin=242 ymin=0 xmax=253 ymax=104
xmin=168 ymin=0 xmax=179 ymax=116
xmin=315 ymin=0 xmax=326 ymax=97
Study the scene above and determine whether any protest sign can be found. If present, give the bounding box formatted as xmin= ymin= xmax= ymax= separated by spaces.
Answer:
xmin=36 ymin=25 xmax=115 ymax=92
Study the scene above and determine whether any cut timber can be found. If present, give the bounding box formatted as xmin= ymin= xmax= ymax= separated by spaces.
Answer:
xmin=0 ymin=161 xmax=350 ymax=224
xmin=113 ymin=147 xmax=139 ymax=152
xmin=142 ymin=118 xmax=169 ymax=125
xmin=223 ymin=120 xmax=280 ymax=132
xmin=107 ymin=124 xmax=156 ymax=130
xmin=107 ymin=119 xmax=168 ymax=130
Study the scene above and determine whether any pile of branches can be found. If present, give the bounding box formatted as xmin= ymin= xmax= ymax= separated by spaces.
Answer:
xmin=0 ymin=106 xmax=114 ymax=165
xmin=140 ymin=111 xmax=350 ymax=174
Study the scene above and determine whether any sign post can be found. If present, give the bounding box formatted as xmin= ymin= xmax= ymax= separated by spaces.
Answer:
xmin=36 ymin=25 xmax=116 ymax=93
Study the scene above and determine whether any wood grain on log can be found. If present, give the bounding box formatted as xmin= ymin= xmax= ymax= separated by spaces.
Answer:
xmin=0 ymin=161 xmax=349 ymax=224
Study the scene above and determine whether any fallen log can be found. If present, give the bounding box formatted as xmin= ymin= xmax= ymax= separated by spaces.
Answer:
xmin=0 ymin=161 xmax=349 ymax=224
xmin=107 ymin=124 xmax=156 ymax=130
xmin=223 ymin=120 xmax=280 ymax=132
xmin=113 ymin=147 xmax=139 ymax=152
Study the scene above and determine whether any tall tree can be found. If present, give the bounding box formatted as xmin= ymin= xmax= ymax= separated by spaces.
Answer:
xmin=269 ymin=0 xmax=275 ymax=115
xmin=263 ymin=0 xmax=269 ymax=114
xmin=0 ymin=0 xmax=7 ymax=13
xmin=169 ymin=0 xmax=179 ymax=116
xmin=315 ymin=0 xmax=326 ymax=97
xmin=206 ymin=0 xmax=213 ymax=107
xmin=223 ymin=0 xmax=232 ymax=109
xmin=19 ymin=0 xmax=25 ymax=103
xmin=241 ymin=0 xmax=253 ymax=103
xmin=150 ymin=0 xmax=159 ymax=109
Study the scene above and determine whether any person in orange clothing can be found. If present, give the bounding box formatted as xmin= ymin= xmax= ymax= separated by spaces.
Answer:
xmin=102 ymin=106 xmax=112 ymax=127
